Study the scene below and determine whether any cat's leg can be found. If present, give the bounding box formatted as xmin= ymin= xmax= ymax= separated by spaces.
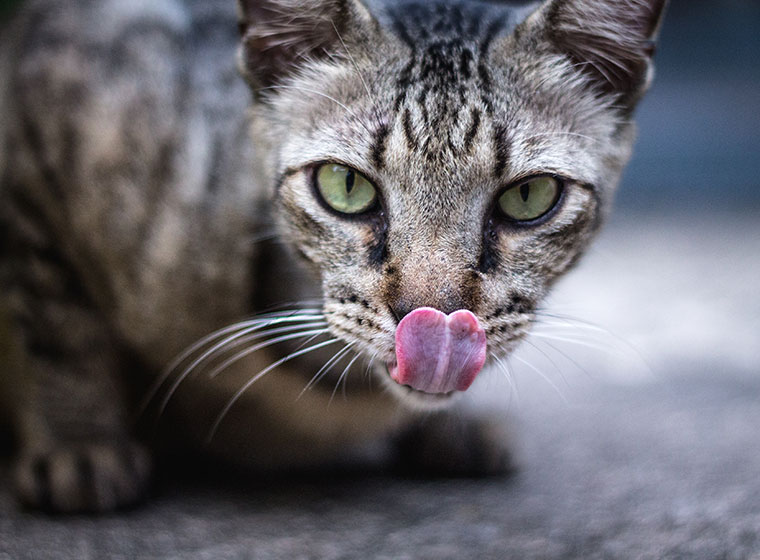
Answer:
xmin=6 ymin=239 xmax=151 ymax=512
xmin=394 ymin=412 xmax=515 ymax=477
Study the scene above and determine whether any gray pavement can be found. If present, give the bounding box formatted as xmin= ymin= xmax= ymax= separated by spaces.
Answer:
xmin=1 ymin=373 xmax=759 ymax=559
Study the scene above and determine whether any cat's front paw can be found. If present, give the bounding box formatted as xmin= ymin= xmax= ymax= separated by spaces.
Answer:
xmin=395 ymin=415 xmax=515 ymax=477
xmin=14 ymin=440 xmax=152 ymax=513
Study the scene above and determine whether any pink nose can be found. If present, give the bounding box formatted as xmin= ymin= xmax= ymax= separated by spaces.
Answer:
xmin=388 ymin=307 xmax=487 ymax=394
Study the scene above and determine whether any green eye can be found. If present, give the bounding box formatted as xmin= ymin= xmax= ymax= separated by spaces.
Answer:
xmin=498 ymin=176 xmax=561 ymax=222
xmin=316 ymin=164 xmax=377 ymax=215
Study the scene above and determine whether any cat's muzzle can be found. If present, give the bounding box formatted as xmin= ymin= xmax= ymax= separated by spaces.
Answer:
xmin=388 ymin=308 xmax=487 ymax=395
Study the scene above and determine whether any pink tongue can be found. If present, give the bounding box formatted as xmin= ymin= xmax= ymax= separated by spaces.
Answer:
xmin=390 ymin=307 xmax=487 ymax=394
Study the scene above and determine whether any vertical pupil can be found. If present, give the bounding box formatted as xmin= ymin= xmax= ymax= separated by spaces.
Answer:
xmin=345 ymin=169 xmax=356 ymax=194
xmin=520 ymin=183 xmax=531 ymax=202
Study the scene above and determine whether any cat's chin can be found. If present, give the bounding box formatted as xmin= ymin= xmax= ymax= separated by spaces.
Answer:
xmin=380 ymin=363 xmax=459 ymax=411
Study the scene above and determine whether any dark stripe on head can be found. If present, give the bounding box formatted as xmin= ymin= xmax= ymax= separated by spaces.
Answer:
xmin=463 ymin=108 xmax=482 ymax=154
xmin=370 ymin=124 xmax=390 ymax=170
xmin=492 ymin=123 xmax=511 ymax=178
xmin=402 ymin=108 xmax=418 ymax=151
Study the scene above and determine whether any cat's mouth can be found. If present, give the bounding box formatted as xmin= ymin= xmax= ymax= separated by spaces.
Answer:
xmin=385 ymin=308 xmax=487 ymax=396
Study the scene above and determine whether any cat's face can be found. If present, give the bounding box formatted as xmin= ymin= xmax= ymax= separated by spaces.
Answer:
xmin=239 ymin=0 xmax=665 ymax=406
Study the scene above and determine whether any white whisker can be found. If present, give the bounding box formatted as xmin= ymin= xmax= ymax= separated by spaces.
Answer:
xmin=490 ymin=352 xmax=519 ymax=404
xmin=181 ymin=315 xmax=324 ymax=381
xmin=510 ymin=354 xmax=569 ymax=405
xmin=530 ymin=332 xmax=630 ymax=355
xmin=140 ymin=309 xmax=326 ymax=421
xmin=534 ymin=311 xmax=649 ymax=363
xmin=206 ymin=338 xmax=342 ymax=443
xmin=139 ymin=311 xmax=320 ymax=417
xmin=206 ymin=328 xmax=331 ymax=380
xmin=530 ymin=337 xmax=592 ymax=380
xmin=207 ymin=321 xmax=329 ymax=365
xmin=330 ymin=351 xmax=363 ymax=404
xmin=299 ymin=342 xmax=354 ymax=397
xmin=523 ymin=339 xmax=570 ymax=390
xmin=156 ymin=325 xmax=329 ymax=419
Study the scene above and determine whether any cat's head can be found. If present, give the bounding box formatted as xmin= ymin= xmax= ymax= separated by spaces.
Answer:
xmin=237 ymin=0 xmax=666 ymax=407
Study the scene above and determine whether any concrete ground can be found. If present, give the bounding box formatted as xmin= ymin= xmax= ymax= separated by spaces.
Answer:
xmin=1 ymin=211 xmax=759 ymax=559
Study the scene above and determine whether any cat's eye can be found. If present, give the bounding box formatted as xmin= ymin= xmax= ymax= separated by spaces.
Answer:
xmin=498 ymin=176 xmax=561 ymax=222
xmin=316 ymin=164 xmax=377 ymax=215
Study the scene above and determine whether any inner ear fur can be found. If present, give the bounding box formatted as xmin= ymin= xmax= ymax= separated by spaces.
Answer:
xmin=237 ymin=0 xmax=378 ymax=91
xmin=545 ymin=0 xmax=667 ymax=106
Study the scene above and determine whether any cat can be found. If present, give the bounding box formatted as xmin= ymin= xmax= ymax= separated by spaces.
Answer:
xmin=0 ymin=0 xmax=666 ymax=512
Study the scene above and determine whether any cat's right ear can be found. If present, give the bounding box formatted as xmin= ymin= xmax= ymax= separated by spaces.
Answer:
xmin=237 ymin=0 xmax=378 ymax=92
xmin=527 ymin=0 xmax=668 ymax=110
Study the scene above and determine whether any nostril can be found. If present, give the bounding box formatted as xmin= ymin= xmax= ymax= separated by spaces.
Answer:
xmin=389 ymin=297 xmax=472 ymax=324
xmin=389 ymin=301 xmax=415 ymax=323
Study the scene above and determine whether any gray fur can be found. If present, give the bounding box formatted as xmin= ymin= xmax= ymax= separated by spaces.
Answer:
xmin=0 ymin=0 xmax=665 ymax=511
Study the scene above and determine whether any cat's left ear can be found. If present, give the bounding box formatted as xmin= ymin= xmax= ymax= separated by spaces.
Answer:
xmin=237 ymin=0 xmax=379 ymax=92
xmin=532 ymin=0 xmax=668 ymax=109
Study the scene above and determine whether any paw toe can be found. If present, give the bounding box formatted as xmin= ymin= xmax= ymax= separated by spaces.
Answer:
xmin=15 ymin=441 xmax=152 ymax=513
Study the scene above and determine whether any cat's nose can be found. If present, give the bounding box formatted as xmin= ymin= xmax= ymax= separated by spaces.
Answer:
xmin=389 ymin=301 xmax=415 ymax=322
xmin=390 ymin=297 xmax=468 ymax=323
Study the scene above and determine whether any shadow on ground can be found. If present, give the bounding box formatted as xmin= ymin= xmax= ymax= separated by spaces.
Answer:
xmin=3 ymin=369 xmax=760 ymax=559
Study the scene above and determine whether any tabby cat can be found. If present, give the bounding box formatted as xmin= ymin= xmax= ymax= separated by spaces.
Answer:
xmin=0 ymin=0 xmax=666 ymax=512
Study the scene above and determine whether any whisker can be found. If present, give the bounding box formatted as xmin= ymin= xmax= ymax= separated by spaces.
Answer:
xmin=142 ymin=312 xmax=326 ymax=419
xmin=205 ymin=321 xmax=329 ymax=367
xmin=299 ymin=342 xmax=354 ymax=397
xmin=529 ymin=332 xmax=631 ymax=356
xmin=155 ymin=325 xmax=330 ymax=421
xmin=330 ymin=350 xmax=363 ymax=404
xmin=534 ymin=310 xmax=643 ymax=352
xmin=364 ymin=350 xmax=380 ymax=393
xmin=532 ymin=314 xmax=619 ymax=340
xmin=138 ymin=311 xmax=323 ymax=419
xmin=490 ymin=352 xmax=519 ymax=404
xmin=253 ymin=301 xmax=325 ymax=316
xmin=247 ymin=231 xmax=281 ymax=244
xmin=181 ymin=315 xmax=324 ymax=382
xmin=206 ymin=338 xmax=342 ymax=443
xmin=530 ymin=337 xmax=593 ymax=380
xmin=510 ymin=354 xmax=569 ymax=405
xmin=533 ymin=314 xmax=616 ymax=335
xmin=206 ymin=328 xmax=331 ymax=380
xmin=138 ymin=321 xmax=253 ymax=418
xmin=522 ymin=339 xmax=570 ymax=390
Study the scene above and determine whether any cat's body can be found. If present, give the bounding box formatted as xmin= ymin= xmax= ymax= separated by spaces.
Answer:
xmin=0 ymin=0 xmax=665 ymax=512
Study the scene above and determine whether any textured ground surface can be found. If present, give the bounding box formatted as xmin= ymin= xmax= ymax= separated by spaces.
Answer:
xmin=1 ymin=212 xmax=759 ymax=559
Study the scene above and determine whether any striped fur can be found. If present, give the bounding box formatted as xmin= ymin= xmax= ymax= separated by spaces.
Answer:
xmin=0 ymin=0 xmax=665 ymax=511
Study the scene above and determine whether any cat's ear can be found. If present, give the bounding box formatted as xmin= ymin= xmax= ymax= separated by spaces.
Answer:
xmin=537 ymin=0 xmax=667 ymax=107
xmin=237 ymin=0 xmax=378 ymax=91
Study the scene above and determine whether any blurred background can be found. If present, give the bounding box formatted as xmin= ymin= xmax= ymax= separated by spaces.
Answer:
xmin=1 ymin=0 xmax=759 ymax=558
xmin=620 ymin=0 xmax=760 ymax=211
